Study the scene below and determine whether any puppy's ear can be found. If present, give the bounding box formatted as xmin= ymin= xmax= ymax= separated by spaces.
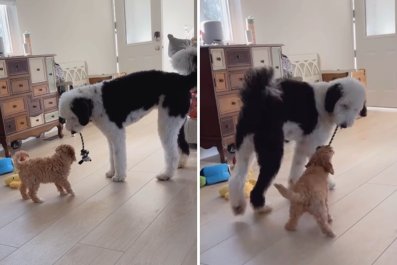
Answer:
xmin=323 ymin=162 xmax=334 ymax=175
xmin=71 ymin=98 xmax=93 ymax=126
xmin=325 ymin=83 xmax=343 ymax=113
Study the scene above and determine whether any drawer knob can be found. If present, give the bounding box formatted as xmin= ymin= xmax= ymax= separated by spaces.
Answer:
xmin=275 ymin=66 xmax=279 ymax=69
xmin=49 ymin=73 xmax=53 ymax=76
xmin=231 ymin=101 xmax=236 ymax=105
xmin=36 ymin=119 xmax=39 ymax=122
xmin=49 ymin=101 xmax=53 ymax=104
xmin=20 ymin=122 xmax=24 ymax=125
xmin=239 ymin=78 xmax=243 ymax=81
xmin=51 ymin=115 xmax=55 ymax=118
xmin=216 ymin=57 xmax=221 ymax=61
xmin=36 ymin=68 xmax=40 ymax=71
xmin=2 ymin=86 xmax=5 ymax=89
xmin=236 ymin=55 xmax=240 ymax=59
xmin=19 ymin=84 xmax=23 ymax=87
xmin=0 ymin=67 xmax=3 ymax=71
xmin=218 ymin=79 xmax=224 ymax=83
xmin=33 ymin=105 xmax=37 ymax=108
xmin=39 ymin=88 xmax=42 ymax=91
xmin=12 ymin=105 xmax=17 ymax=108
xmin=260 ymin=60 xmax=265 ymax=63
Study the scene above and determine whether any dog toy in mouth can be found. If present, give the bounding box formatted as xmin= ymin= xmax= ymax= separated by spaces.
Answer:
xmin=78 ymin=132 xmax=92 ymax=165
xmin=328 ymin=126 xmax=339 ymax=146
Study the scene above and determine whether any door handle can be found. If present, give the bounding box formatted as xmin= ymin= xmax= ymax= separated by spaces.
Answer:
xmin=154 ymin=31 xmax=161 ymax=41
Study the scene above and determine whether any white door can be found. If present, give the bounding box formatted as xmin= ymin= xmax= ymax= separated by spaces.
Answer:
xmin=355 ymin=0 xmax=397 ymax=107
xmin=114 ymin=0 xmax=162 ymax=73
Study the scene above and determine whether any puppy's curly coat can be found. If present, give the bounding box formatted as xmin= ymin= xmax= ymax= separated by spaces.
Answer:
xmin=13 ymin=144 xmax=76 ymax=203
xmin=274 ymin=145 xmax=335 ymax=237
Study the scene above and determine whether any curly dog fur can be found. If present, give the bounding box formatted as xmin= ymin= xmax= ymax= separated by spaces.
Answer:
xmin=274 ymin=145 xmax=335 ymax=237
xmin=13 ymin=144 xmax=76 ymax=203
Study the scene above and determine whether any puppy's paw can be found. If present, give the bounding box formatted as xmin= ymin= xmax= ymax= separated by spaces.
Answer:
xmin=285 ymin=223 xmax=296 ymax=231
xmin=59 ymin=191 xmax=67 ymax=196
xmin=325 ymin=230 xmax=336 ymax=238
xmin=112 ymin=175 xmax=125 ymax=182
xmin=69 ymin=191 xmax=75 ymax=196
xmin=328 ymin=214 xmax=333 ymax=223
xmin=106 ymin=170 xmax=115 ymax=178
xmin=156 ymin=173 xmax=172 ymax=181
xmin=32 ymin=198 xmax=43 ymax=203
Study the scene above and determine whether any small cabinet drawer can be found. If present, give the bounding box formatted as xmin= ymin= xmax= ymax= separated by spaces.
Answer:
xmin=252 ymin=47 xmax=272 ymax=68
xmin=217 ymin=94 xmax=242 ymax=115
xmin=6 ymin=59 xmax=29 ymax=76
xmin=210 ymin=49 xmax=226 ymax=70
xmin=30 ymin=113 xmax=44 ymax=127
xmin=46 ymin=57 xmax=57 ymax=92
xmin=225 ymin=48 xmax=251 ymax=68
xmin=220 ymin=116 xmax=235 ymax=136
xmin=15 ymin=115 xmax=28 ymax=131
xmin=0 ymin=80 xmax=9 ymax=97
xmin=271 ymin=47 xmax=283 ymax=78
xmin=44 ymin=110 xmax=59 ymax=123
xmin=4 ymin=118 xmax=16 ymax=134
xmin=2 ymin=98 xmax=26 ymax=117
xmin=213 ymin=72 xmax=228 ymax=93
xmin=29 ymin=57 xmax=47 ymax=83
xmin=28 ymin=98 xmax=42 ymax=116
xmin=229 ymin=70 xmax=246 ymax=90
xmin=32 ymin=84 xmax=48 ymax=97
xmin=10 ymin=78 xmax=30 ymax=94
xmin=43 ymin=96 xmax=57 ymax=110
xmin=0 ymin=60 xmax=7 ymax=78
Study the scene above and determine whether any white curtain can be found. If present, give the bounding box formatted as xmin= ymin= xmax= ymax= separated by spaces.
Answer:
xmin=0 ymin=2 xmax=22 ymax=55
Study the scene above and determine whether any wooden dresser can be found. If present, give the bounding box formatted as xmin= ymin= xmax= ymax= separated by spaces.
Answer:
xmin=201 ymin=44 xmax=284 ymax=162
xmin=0 ymin=54 xmax=63 ymax=157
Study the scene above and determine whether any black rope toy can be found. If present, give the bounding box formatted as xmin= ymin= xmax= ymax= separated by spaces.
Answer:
xmin=78 ymin=132 xmax=92 ymax=165
xmin=328 ymin=126 xmax=339 ymax=146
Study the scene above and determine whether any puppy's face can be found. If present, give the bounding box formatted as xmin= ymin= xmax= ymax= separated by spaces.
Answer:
xmin=55 ymin=144 xmax=77 ymax=162
xmin=59 ymin=93 xmax=93 ymax=133
xmin=325 ymin=78 xmax=366 ymax=129
xmin=306 ymin=145 xmax=335 ymax=174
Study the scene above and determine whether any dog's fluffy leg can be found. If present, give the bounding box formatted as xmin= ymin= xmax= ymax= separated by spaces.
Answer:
xmin=19 ymin=182 xmax=29 ymax=200
xmin=289 ymin=143 xmax=309 ymax=185
xmin=105 ymin=138 xmax=115 ymax=178
xmin=229 ymin=135 xmax=254 ymax=215
xmin=55 ymin=182 xmax=67 ymax=196
xmin=156 ymin=109 xmax=185 ymax=181
xmin=285 ymin=203 xmax=304 ymax=231
xmin=111 ymin=129 xmax=127 ymax=182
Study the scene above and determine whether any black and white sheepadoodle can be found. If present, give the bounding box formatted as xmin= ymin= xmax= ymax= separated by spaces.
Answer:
xmin=58 ymin=52 xmax=196 ymax=182
xmin=229 ymin=67 xmax=366 ymax=215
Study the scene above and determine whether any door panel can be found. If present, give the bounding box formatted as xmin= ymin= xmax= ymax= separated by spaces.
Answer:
xmin=114 ymin=0 xmax=162 ymax=73
xmin=355 ymin=0 xmax=397 ymax=107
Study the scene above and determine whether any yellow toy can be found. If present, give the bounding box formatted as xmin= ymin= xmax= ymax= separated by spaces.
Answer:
xmin=4 ymin=173 xmax=21 ymax=189
xmin=219 ymin=178 xmax=257 ymax=200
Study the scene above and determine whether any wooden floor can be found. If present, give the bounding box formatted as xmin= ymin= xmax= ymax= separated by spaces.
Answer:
xmin=0 ymin=111 xmax=197 ymax=265
xmin=200 ymin=110 xmax=397 ymax=265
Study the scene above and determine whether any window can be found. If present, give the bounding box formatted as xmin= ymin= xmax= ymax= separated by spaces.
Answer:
xmin=0 ymin=2 xmax=22 ymax=55
xmin=366 ymin=0 xmax=396 ymax=36
xmin=200 ymin=0 xmax=232 ymax=42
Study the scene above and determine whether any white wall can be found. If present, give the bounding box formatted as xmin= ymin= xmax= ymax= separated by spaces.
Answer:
xmin=240 ymin=0 xmax=354 ymax=70
xmin=16 ymin=0 xmax=117 ymax=75
xmin=162 ymin=0 xmax=195 ymax=72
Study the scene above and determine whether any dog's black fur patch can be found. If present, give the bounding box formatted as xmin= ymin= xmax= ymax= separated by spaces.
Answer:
xmin=236 ymin=68 xmax=319 ymax=208
xmin=71 ymin=98 xmax=93 ymax=126
xmin=177 ymin=124 xmax=190 ymax=156
xmin=325 ymin=83 xmax=343 ymax=113
xmin=101 ymin=70 xmax=196 ymax=128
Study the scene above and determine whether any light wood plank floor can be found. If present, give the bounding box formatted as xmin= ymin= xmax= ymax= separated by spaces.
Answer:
xmin=200 ymin=110 xmax=397 ymax=265
xmin=0 ymin=111 xmax=197 ymax=265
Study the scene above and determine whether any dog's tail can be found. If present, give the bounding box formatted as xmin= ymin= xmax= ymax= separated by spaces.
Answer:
xmin=13 ymin=150 xmax=30 ymax=170
xmin=274 ymin=183 xmax=305 ymax=203
xmin=240 ymin=67 xmax=281 ymax=104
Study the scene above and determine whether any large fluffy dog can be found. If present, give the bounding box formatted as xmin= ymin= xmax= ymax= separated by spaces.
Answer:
xmin=59 ymin=53 xmax=196 ymax=182
xmin=229 ymin=67 xmax=366 ymax=215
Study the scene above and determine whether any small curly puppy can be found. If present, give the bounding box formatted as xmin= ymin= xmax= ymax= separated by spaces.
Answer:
xmin=13 ymin=144 xmax=76 ymax=203
xmin=274 ymin=145 xmax=335 ymax=237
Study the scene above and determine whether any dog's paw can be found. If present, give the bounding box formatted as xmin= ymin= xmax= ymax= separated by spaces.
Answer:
xmin=254 ymin=205 xmax=273 ymax=215
xmin=32 ymin=198 xmax=43 ymax=203
xmin=156 ymin=173 xmax=172 ymax=181
xmin=231 ymin=200 xmax=246 ymax=215
xmin=328 ymin=215 xmax=333 ymax=223
xmin=59 ymin=191 xmax=67 ymax=196
xmin=178 ymin=154 xmax=188 ymax=168
xmin=285 ymin=223 xmax=297 ymax=231
xmin=106 ymin=170 xmax=115 ymax=178
xmin=112 ymin=175 xmax=125 ymax=182
xmin=325 ymin=230 xmax=336 ymax=238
